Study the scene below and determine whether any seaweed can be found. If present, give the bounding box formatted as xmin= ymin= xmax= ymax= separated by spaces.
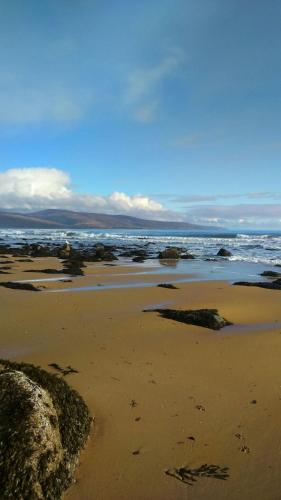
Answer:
xmin=165 ymin=464 xmax=229 ymax=485
xmin=48 ymin=363 xmax=79 ymax=376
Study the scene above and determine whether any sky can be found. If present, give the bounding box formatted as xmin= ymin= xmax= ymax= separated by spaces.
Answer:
xmin=0 ymin=0 xmax=281 ymax=228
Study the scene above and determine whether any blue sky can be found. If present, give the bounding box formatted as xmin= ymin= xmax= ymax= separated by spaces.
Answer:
xmin=0 ymin=0 xmax=280 ymax=227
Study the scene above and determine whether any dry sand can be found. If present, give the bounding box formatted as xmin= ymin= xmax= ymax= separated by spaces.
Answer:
xmin=1 ymin=256 xmax=281 ymax=499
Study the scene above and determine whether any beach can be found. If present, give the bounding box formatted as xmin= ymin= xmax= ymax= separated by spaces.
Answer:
xmin=1 ymin=256 xmax=281 ymax=499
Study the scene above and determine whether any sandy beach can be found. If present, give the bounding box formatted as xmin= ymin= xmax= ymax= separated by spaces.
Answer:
xmin=1 ymin=256 xmax=281 ymax=499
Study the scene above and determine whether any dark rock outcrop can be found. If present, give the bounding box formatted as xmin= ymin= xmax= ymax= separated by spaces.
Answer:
xmin=0 ymin=281 xmax=41 ymax=291
xmin=180 ymin=253 xmax=195 ymax=260
xmin=260 ymin=271 xmax=281 ymax=278
xmin=144 ymin=308 xmax=232 ymax=330
xmin=57 ymin=242 xmax=72 ymax=259
xmin=159 ymin=247 xmax=180 ymax=259
xmin=217 ymin=248 xmax=232 ymax=257
xmin=157 ymin=283 xmax=178 ymax=289
xmin=62 ymin=257 xmax=85 ymax=276
xmin=24 ymin=269 xmax=63 ymax=274
xmin=0 ymin=359 xmax=91 ymax=499
xmin=234 ymin=279 xmax=281 ymax=290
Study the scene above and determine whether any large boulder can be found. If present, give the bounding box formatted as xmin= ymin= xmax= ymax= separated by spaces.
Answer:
xmin=159 ymin=247 xmax=180 ymax=259
xmin=217 ymin=248 xmax=232 ymax=257
xmin=0 ymin=360 xmax=91 ymax=499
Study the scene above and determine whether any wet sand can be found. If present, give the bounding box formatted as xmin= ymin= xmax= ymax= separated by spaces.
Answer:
xmin=1 ymin=257 xmax=281 ymax=499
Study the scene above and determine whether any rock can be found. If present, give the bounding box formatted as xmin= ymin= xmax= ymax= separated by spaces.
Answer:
xmin=0 ymin=281 xmax=41 ymax=291
xmin=234 ymin=279 xmax=281 ymax=290
xmin=180 ymin=253 xmax=195 ymax=260
xmin=0 ymin=370 xmax=63 ymax=498
xmin=217 ymin=248 xmax=232 ymax=257
xmin=159 ymin=247 xmax=180 ymax=259
xmin=157 ymin=283 xmax=178 ymax=289
xmin=83 ymin=245 xmax=118 ymax=262
xmin=260 ymin=271 xmax=281 ymax=278
xmin=24 ymin=269 xmax=63 ymax=274
xmin=0 ymin=359 xmax=91 ymax=499
xmin=132 ymin=256 xmax=145 ymax=263
xmin=144 ymin=308 xmax=232 ymax=330
xmin=58 ymin=242 xmax=72 ymax=259
xmin=60 ymin=253 xmax=86 ymax=276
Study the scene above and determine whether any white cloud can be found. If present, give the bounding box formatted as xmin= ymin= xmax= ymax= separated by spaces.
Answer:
xmin=125 ymin=48 xmax=184 ymax=122
xmin=186 ymin=203 xmax=281 ymax=228
xmin=0 ymin=167 xmax=172 ymax=220
xmin=127 ymin=49 xmax=183 ymax=102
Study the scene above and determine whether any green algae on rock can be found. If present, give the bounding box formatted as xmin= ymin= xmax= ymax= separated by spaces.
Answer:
xmin=0 ymin=359 xmax=92 ymax=499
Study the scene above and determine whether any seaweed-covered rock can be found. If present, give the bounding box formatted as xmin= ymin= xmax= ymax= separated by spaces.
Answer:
xmin=217 ymin=248 xmax=232 ymax=257
xmin=24 ymin=269 xmax=63 ymax=274
xmin=0 ymin=281 xmax=41 ymax=291
xmin=0 ymin=370 xmax=63 ymax=498
xmin=0 ymin=359 xmax=92 ymax=499
xmin=61 ymin=256 xmax=85 ymax=276
xmin=157 ymin=283 xmax=178 ymax=289
xmin=159 ymin=247 xmax=180 ymax=259
xmin=58 ymin=242 xmax=72 ymax=259
xmin=234 ymin=279 xmax=281 ymax=291
xmin=260 ymin=271 xmax=281 ymax=278
xmin=132 ymin=256 xmax=145 ymax=263
xmin=145 ymin=308 xmax=232 ymax=330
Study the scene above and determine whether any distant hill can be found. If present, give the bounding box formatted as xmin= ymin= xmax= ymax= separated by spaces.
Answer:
xmin=0 ymin=209 xmax=214 ymax=230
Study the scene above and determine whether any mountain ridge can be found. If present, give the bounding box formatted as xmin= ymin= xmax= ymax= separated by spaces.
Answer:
xmin=0 ymin=209 xmax=216 ymax=230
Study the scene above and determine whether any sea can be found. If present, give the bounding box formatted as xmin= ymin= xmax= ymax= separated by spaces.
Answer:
xmin=1 ymin=228 xmax=281 ymax=284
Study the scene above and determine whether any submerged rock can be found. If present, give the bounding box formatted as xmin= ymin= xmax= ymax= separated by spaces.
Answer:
xmin=234 ymin=279 xmax=281 ymax=290
xmin=0 ymin=359 xmax=91 ymax=499
xmin=0 ymin=281 xmax=41 ymax=291
xmin=145 ymin=308 xmax=232 ymax=330
xmin=217 ymin=248 xmax=232 ymax=257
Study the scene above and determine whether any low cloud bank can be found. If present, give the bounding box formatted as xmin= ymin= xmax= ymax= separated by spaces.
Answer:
xmin=0 ymin=167 xmax=177 ymax=221
xmin=0 ymin=167 xmax=280 ymax=228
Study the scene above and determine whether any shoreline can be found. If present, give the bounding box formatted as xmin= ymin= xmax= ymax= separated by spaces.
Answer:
xmin=1 ymin=255 xmax=281 ymax=499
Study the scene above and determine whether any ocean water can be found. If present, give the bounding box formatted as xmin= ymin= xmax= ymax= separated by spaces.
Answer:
xmin=1 ymin=228 xmax=281 ymax=266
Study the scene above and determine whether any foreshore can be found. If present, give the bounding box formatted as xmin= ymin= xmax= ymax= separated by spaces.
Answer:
xmin=1 ymin=256 xmax=281 ymax=499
